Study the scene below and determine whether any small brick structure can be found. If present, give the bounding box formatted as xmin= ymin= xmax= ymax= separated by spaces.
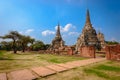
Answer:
xmin=67 ymin=47 xmax=75 ymax=55
xmin=79 ymin=46 xmax=95 ymax=58
xmin=105 ymin=45 xmax=120 ymax=61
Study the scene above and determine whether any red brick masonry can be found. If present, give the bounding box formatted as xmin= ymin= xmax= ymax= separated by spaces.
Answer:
xmin=105 ymin=45 xmax=120 ymax=61
xmin=79 ymin=46 xmax=95 ymax=58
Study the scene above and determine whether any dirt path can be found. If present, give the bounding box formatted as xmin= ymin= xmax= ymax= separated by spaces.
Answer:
xmin=0 ymin=58 xmax=106 ymax=80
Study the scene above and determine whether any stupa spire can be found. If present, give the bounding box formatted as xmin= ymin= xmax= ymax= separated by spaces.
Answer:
xmin=56 ymin=22 xmax=61 ymax=38
xmin=85 ymin=9 xmax=91 ymax=25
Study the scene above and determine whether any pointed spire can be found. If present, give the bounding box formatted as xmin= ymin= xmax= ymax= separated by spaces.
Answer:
xmin=98 ymin=29 xmax=101 ymax=34
xmin=85 ymin=9 xmax=91 ymax=25
xmin=56 ymin=22 xmax=61 ymax=38
xmin=58 ymin=21 xmax=60 ymax=27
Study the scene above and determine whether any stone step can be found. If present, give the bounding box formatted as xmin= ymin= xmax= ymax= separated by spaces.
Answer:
xmin=0 ymin=58 xmax=106 ymax=80
xmin=31 ymin=67 xmax=56 ymax=77
xmin=7 ymin=69 xmax=37 ymax=80
xmin=0 ymin=73 xmax=7 ymax=80
xmin=46 ymin=64 xmax=68 ymax=72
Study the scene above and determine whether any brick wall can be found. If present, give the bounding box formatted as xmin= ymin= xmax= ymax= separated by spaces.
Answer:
xmin=67 ymin=47 xmax=75 ymax=55
xmin=79 ymin=46 xmax=95 ymax=58
xmin=105 ymin=45 xmax=120 ymax=61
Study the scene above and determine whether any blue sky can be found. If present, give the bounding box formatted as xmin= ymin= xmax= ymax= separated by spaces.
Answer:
xmin=0 ymin=0 xmax=120 ymax=45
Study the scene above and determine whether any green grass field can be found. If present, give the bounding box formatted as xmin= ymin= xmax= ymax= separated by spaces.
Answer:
xmin=0 ymin=51 xmax=85 ymax=73
xmin=39 ymin=61 xmax=120 ymax=80
xmin=1 ymin=51 xmax=119 ymax=80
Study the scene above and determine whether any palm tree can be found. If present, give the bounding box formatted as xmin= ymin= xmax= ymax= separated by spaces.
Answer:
xmin=1 ymin=31 xmax=21 ymax=53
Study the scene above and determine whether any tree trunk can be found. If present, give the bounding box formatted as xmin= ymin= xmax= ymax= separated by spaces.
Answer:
xmin=22 ymin=43 xmax=25 ymax=52
xmin=22 ymin=48 xmax=25 ymax=52
xmin=13 ymin=40 xmax=17 ymax=54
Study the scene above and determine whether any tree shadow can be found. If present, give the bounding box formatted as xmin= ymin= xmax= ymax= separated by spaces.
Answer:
xmin=0 ymin=58 xmax=32 ymax=61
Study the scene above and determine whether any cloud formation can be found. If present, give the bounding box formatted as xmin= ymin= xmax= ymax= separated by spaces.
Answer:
xmin=42 ymin=30 xmax=55 ymax=36
xmin=25 ymin=29 xmax=34 ymax=34
xmin=19 ymin=29 xmax=34 ymax=35
xmin=68 ymin=32 xmax=79 ymax=35
xmin=55 ymin=23 xmax=75 ymax=32
xmin=42 ymin=23 xmax=78 ymax=37
xmin=62 ymin=23 xmax=72 ymax=32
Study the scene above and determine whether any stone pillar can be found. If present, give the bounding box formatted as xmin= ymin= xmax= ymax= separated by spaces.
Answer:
xmin=105 ymin=46 xmax=111 ymax=60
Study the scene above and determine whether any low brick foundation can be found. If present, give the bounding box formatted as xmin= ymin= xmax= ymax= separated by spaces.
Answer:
xmin=79 ymin=46 xmax=95 ymax=58
xmin=105 ymin=45 xmax=120 ymax=61
xmin=67 ymin=48 xmax=73 ymax=55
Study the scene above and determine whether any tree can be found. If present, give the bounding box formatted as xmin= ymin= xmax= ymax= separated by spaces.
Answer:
xmin=0 ymin=41 xmax=12 ymax=51
xmin=0 ymin=31 xmax=21 ymax=53
xmin=18 ymin=35 xmax=35 ymax=52
xmin=31 ymin=40 xmax=45 ymax=51
xmin=44 ymin=44 xmax=50 ymax=50
xmin=105 ymin=41 xmax=119 ymax=45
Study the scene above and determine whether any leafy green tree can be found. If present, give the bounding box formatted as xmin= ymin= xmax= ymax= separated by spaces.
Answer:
xmin=0 ymin=41 xmax=12 ymax=51
xmin=105 ymin=41 xmax=119 ymax=45
xmin=44 ymin=44 xmax=50 ymax=50
xmin=0 ymin=31 xmax=21 ymax=53
xmin=18 ymin=35 xmax=35 ymax=52
xmin=31 ymin=40 xmax=45 ymax=51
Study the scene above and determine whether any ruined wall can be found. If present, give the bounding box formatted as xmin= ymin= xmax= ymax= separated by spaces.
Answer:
xmin=67 ymin=48 xmax=73 ymax=55
xmin=79 ymin=46 xmax=95 ymax=58
xmin=66 ymin=46 xmax=75 ymax=55
xmin=105 ymin=45 xmax=120 ymax=60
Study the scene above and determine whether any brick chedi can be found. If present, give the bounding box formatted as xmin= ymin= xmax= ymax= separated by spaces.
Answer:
xmin=76 ymin=9 xmax=100 ymax=51
xmin=48 ymin=23 xmax=64 ymax=51
xmin=97 ymin=31 xmax=105 ymax=48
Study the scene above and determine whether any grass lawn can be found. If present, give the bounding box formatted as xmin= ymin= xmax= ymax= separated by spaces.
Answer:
xmin=0 ymin=51 xmax=85 ymax=73
xmin=38 ymin=61 xmax=120 ymax=80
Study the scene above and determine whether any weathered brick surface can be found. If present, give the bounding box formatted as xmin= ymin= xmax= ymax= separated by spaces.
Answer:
xmin=0 ymin=58 xmax=105 ymax=80
xmin=67 ymin=48 xmax=74 ymax=55
xmin=79 ymin=46 xmax=95 ymax=58
xmin=57 ymin=63 xmax=76 ymax=69
xmin=0 ymin=73 xmax=7 ymax=80
xmin=105 ymin=45 xmax=120 ymax=60
xmin=8 ymin=69 xmax=37 ymax=80
xmin=46 ymin=65 xmax=67 ymax=72
xmin=31 ymin=67 xmax=56 ymax=77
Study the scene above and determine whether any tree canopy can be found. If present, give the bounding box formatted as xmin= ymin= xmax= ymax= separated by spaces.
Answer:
xmin=105 ymin=41 xmax=119 ymax=45
xmin=0 ymin=31 xmax=49 ymax=53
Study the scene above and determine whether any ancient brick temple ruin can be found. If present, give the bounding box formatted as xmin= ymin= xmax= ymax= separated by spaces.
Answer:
xmin=48 ymin=23 xmax=65 ymax=51
xmin=76 ymin=9 xmax=105 ymax=52
xmin=47 ymin=9 xmax=106 ymax=58
xmin=97 ymin=31 xmax=106 ymax=48
xmin=79 ymin=46 xmax=96 ymax=58
xmin=105 ymin=45 xmax=120 ymax=61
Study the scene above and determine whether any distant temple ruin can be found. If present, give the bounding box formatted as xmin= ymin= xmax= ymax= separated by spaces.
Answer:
xmin=48 ymin=23 xmax=65 ymax=51
xmin=76 ymin=9 xmax=105 ymax=51
xmin=97 ymin=31 xmax=105 ymax=48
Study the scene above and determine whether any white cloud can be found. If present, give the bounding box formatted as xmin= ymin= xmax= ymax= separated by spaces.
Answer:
xmin=62 ymin=23 xmax=72 ymax=32
xmin=55 ymin=23 xmax=75 ymax=32
xmin=42 ymin=30 xmax=55 ymax=36
xmin=19 ymin=31 xmax=23 ymax=34
xmin=25 ymin=29 xmax=34 ymax=34
xmin=19 ymin=29 xmax=34 ymax=35
xmin=68 ymin=32 xmax=79 ymax=35
xmin=42 ymin=23 xmax=76 ymax=38
xmin=55 ymin=25 xmax=62 ymax=30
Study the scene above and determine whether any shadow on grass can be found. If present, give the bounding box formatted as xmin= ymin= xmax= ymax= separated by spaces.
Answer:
xmin=84 ymin=68 xmax=110 ymax=79
xmin=84 ymin=62 xmax=120 ymax=80
xmin=0 ymin=58 xmax=32 ymax=61
xmin=94 ymin=65 xmax=120 ymax=72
